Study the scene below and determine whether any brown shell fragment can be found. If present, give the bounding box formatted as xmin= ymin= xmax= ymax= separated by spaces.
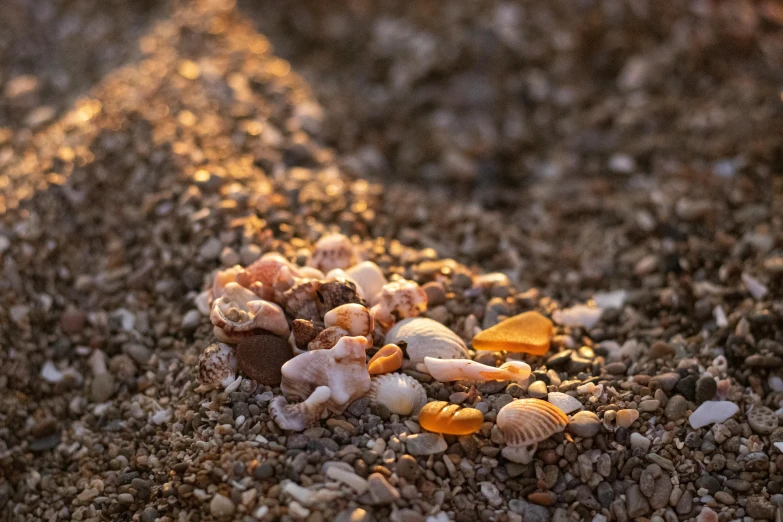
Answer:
xmin=280 ymin=280 xmax=323 ymax=322
xmin=308 ymin=326 xmax=351 ymax=351
xmin=317 ymin=280 xmax=364 ymax=316
xmin=291 ymin=319 xmax=322 ymax=350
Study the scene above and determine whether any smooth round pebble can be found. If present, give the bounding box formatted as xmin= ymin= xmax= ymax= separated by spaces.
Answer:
xmin=236 ymin=334 xmax=293 ymax=386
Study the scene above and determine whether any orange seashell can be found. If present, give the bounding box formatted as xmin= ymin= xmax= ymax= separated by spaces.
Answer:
xmin=472 ymin=311 xmax=553 ymax=355
xmin=368 ymin=344 xmax=403 ymax=375
xmin=418 ymin=401 xmax=484 ymax=435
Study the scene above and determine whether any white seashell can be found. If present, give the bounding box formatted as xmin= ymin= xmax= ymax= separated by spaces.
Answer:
xmin=368 ymin=372 xmax=427 ymax=416
xmin=547 ymin=392 xmax=583 ymax=414
xmin=326 ymin=269 xmax=366 ymax=299
xmin=552 ymin=304 xmax=603 ymax=330
xmin=385 ymin=318 xmax=469 ymax=364
xmin=497 ymin=399 xmax=568 ymax=464
xmin=325 ymin=303 xmax=374 ymax=337
xmin=371 ymin=279 xmax=427 ymax=328
xmin=197 ymin=343 xmax=237 ymax=390
xmin=210 ymin=283 xmax=289 ymax=343
xmin=345 ymin=261 xmax=387 ymax=305
xmin=269 ymin=386 xmax=332 ymax=431
xmin=307 ymin=234 xmax=355 ymax=273
xmin=308 ymin=326 xmax=351 ymax=351
xmin=423 ymin=357 xmax=531 ymax=383
xmin=281 ymin=336 xmax=372 ymax=414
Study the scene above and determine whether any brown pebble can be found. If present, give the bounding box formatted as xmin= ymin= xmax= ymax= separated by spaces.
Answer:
xmin=61 ymin=309 xmax=87 ymax=335
xmin=236 ymin=334 xmax=293 ymax=386
xmin=528 ymin=491 xmax=556 ymax=506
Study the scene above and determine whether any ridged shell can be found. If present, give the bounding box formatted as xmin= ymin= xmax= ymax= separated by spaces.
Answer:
xmin=269 ymin=386 xmax=331 ymax=431
xmin=368 ymin=344 xmax=403 ymax=375
xmin=418 ymin=401 xmax=484 ymax=435
xmin=497 ymin=399 xmax=568 ymax=447
xmin=368 ymin=372 xmax=427 ymax=416
xmin=385 ymin=318 xmax=469 ymax=364
xmin=280 ymin=335 xmax=371 ymax=414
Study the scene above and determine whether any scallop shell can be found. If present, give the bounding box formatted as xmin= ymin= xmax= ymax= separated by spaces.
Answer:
xmin=423 ymin=357 xmax=531 ymax=383
xmin=269 ymin=386 xmax=331 ymax=431
xmin=418 ymin=401 xmax=484 ymax=435
xmin=210 ymin=283 xmax=289 ymax=343
xmin=197 ymin=343 xmax=237 ymax=390
xmin=325 ymin=303 xmax=374 ymax=337
xmin=385 ymin=318 xmax=469 ymax=364
xmin=368 ymin=344 xmax=403 ymax=375
xmin=307 ymin=234 xmax=355 ymax=273
xmin=371 ymin=279 xmax=427 ymax=328
xmin=368 ymin=372 xmax=427 ymax=416
xmin=281 ymin=335 xmax=371 ymax=414
xmin=497 ymin=399 xmax=568 ymax=463
xmin=345 ymin=261 xmax=387 ymax=305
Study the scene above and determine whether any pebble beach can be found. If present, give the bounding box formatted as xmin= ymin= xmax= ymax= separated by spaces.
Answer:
xmin=1 ymin=1 xmax=783 ymax=522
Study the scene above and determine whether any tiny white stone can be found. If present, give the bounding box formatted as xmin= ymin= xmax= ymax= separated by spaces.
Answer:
xmin=547 ymin=392 xmax=582 ymax=414
xmin=741 ymin=272 xmax=768 ymax=300
xmin=774 ymin=442 xmax=783 ymax=453
xmin=593 ymin=290 xmax=627 ymax=310
xmin=41 ymin=361 xmax=64 ymax=383
xmin=553 ymin=304 xmax=603 ymax=329
xmin=326 ymin=466 xmax=369 ymax=495
xmin=713 ymin=306 xmax=728 ymax=328
xmin=769 ymin=376 xmax=783 ymax=392
xmin=630 ymin=432 xmax=651 ymax=452
xmin=688 ymin=401 xmax=739 ymax=429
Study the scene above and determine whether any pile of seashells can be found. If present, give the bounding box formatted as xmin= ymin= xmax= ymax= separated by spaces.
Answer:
xmin=197 ymin=233 xmax=567 ymax=463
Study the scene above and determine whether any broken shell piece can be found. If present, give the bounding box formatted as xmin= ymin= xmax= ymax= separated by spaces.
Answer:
xmin=368 ymin=344 xmax=403 ymax=375
xmin=472 ymin=311 xmax=553 ymax=355
xmin=423 ymin=357 xmax=531 ymax=383
xmin=281 ymin=335 xmax=372 ymax=414
xmin=269 ymin=386 xmax=331 ymax=431
xmin=307 ymin=234 xmax=355 ymax=273
xmin=210 ymin=283 xmax=289 ymax=343
xmin=239 ymin=252 xmax=298 ymax=291
xmin=290 ymin=319 xmax=322 ymax=353
xmin=385 ymin=318 xmax=469 ymax=364
xmin=197 ymin=343 xmax=237 ymax=390
xmin=369 ymin=373 xmax=427 ymax=416
xmin=211 ymin=265 xmax=246 ymax=300
xmin=280 ymin=280 xmax=322 ymax=322
xmin=345 ymin=261 xmax=387 ymax=305
xmin=308 ymin=326 xmax=351 ymax=351
xmin=497 ymin=399 xmax=568 ymax=464
xmin=326 ymin=269 xmax=365 ymax=299
xmin=371 ymin=279 xmax=427 ymax=328
xmin=325 ymin=303 xmax=374 ymax=337
xmin=317 ymin=280 xmax=364 ymax=317
xmin=418 ymin=401 xmax=484 ymax=435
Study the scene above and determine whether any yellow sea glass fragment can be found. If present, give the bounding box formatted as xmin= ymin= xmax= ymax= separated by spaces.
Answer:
xmin=472 ymin=311 xmax=553 ymax=355
xmin=419 ymin=401 xmax=484 ymax=435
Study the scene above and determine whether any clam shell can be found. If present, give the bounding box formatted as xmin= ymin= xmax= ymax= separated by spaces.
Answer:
xmin=368 ymin=372 xmax=427 ymax=416
xmin=423 ymin=357 xmax=531 ymax=383
xmin=368 ymin=344 xmax=403 ymax=375
xmin=307 ymin=234 xmax=355 ymax=273
xmin=269 ymin=386 xmax=331 ymax=431
xmin=385 ymin=318 xmax=469 ymax=364
xmin=497 ymin=398 xmax=568 ymax=448
xmin=197 ymin=343 xmax=237 ymax=390
xmin=281 ymin=335 xmax=371 ymax=414
xmin=418 ymin=401 xmax=484 ymax=435
xmin=325 ymin=303 xmax=374 ymax=337
xmin=345 ymin=261 xmax=387 ymax=305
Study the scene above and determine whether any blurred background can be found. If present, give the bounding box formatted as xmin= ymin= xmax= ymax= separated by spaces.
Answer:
xmin=2 ymin=0 xmax=783 ymax=205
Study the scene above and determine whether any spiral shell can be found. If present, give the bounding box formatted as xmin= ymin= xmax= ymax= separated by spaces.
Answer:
xmin=418 ymin=401 xmax=484 ymax=435
xmin=385 ymin=318 xmax=469 ymax=364
xmin=497 ymin=399 xmax=568 ymax=448
xmin=197 ymin=343 xmax=237 ymax=390
xmin=210 ymin=283 xmax=289 ymax=343
xmin=269 ymin=386 xmax=331 ymax=431
xmin=368 ymin=344 xmax=403 ymax=375
xmin=368 ymin=372 xmax=427 ymax=416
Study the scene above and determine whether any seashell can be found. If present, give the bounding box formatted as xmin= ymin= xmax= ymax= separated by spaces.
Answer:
xmin=289 ymin=319 xmax=322 ymax=352
xmin=280 ymin=280 xmax=322 ymax=322
xmin=418 ymin=401 xmax=484 ymax=435
xmin=197 ymin=343 xmax=237 ymax=390
xmin=371 ymin=279 xmax=427 ymax=328
xmin=307 ymin=233 xmax=355 ymax=273
xmin=497 ymin=398 xmax=568 ymax=464
xmin=308 ymin=326 xmax=351 ymax=351
xmin=368 ymin=372 xmax=427 ymax=416
xmin=472 ymin=311 xmax=553 ymax=355
xmin=345 ymin=261 xmax=387 ymax=305
xmin=210 ymin=283 xmax=289 ymax=343
xmin=325 ymin=303 xmax=374 ymax=337
xmin=211 ymin=265 xmax=245 ymax=300
xmin=269 ymin=386 xmax=331 ymax=431
xmin=281 ymin=335 xmax=372 ymax=414
xmin=423 ymin=357 xmax=531 ymax=383
xmin=317 ymin=280 xmax=364 ymax=316
xmin=236 ymin=334 xmax=293 ymax=386
xmin=547 ymin=392 xmax=583 ymax=414
xmin=385 ymin=318 xmax=469 ymax=364
xmin=239 ymin=252 xmax=298 ymax=291
xmin=326 ymin=269 xmax=365 ymax=299
xmin=368 ymin=344 xmax=403 ymax=375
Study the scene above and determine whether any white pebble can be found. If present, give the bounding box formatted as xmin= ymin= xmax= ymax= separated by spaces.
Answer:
xmin=630 ymin=432 xmax=651 ymax=452
xmin=547 ymin=392 xmax=582 ymax=414
xmin=689 ymin=401 xmax=739 ymax=429
xmin=741 ymin=272 xmax=768 ymax=300
xmin=553 ymin=304 xmax=603 ymax=329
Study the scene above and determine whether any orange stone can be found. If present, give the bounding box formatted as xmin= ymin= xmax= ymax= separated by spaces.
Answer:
xmin=472 ymin=311 xmax=553 ymax=355
xmin=418 ymin=401 xmax=484 ymax=435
